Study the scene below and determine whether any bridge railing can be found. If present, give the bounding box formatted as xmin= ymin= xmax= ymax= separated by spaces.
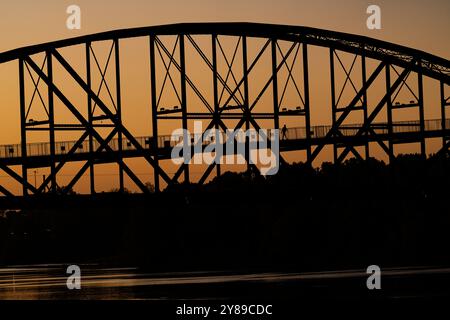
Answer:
xmin=284 ymin=119 xmax=449 ymax=140
xmin=0 ymin=119 xmax=448 ymax=159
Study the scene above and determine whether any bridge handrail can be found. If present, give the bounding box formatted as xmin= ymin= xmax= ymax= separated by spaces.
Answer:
xmin=0 ymin=118 xmax=448 ymax=159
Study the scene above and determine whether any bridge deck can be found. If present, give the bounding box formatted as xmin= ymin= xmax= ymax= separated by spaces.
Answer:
xmin=0 ymin=118 xmax=448 ymax=168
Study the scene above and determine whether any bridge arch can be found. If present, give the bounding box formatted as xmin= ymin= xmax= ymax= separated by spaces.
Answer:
xmin=0 ymin=23 xmax=448 ymax=196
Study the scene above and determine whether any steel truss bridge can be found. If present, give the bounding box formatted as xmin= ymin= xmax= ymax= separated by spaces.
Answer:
xmin=0 ymin=23 xmax=448 ymax=197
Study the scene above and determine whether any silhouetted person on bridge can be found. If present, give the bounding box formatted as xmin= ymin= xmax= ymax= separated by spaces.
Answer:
xmin=281 ymin=124 xmax=288 ymax=140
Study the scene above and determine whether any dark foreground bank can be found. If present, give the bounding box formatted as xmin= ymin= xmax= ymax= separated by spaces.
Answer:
xmin=0 ymin=155 xmax=449 ymax=274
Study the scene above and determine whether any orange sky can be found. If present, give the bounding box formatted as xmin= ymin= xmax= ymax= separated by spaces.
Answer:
xmin=0 ymin=0 xmax=449 ymax=194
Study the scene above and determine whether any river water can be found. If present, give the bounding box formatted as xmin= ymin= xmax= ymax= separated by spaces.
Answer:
xmin=0 ymin=264 xmax=449 ymax=300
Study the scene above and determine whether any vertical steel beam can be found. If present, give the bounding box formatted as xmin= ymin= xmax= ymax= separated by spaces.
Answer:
xmin=243 ymin=36 xmax=250 ymax=170
xmin=19 ymin=58 xmax=28 ymax=196
xmin=441 ymin=81 xmax=447 ymax=149
xmin=212 ymin=34 xmax=221 ymax=177
xmin=47 ymin=51 xmax=57 ymax=194
xmin=114 ymin=39 xmax=125 ymax=192
xmin=417 ymin=61 xmax=426 ymax=158
xmin=303 ymin=43 xmax=312 ymax=163
xmin=361 ymin=54 xmax=370 ymax=159
xmin=86 ymin=42 xmax=95 ymax=194
xmin=385 ymin=64 xmax=394 ymax=163
xmin=149 ymin=35 xmax=160 ymax=192
xmin=329 ymin=49 xmax=338 ymax=163
xmin=271 ymin=39 xmax=280 ymax=131
xmin=179 ymin=34 xmax=190 ymax=184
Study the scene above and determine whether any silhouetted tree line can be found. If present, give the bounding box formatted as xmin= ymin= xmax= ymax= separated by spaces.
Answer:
xmin=0 ymin=153 xmax=449 ymax=272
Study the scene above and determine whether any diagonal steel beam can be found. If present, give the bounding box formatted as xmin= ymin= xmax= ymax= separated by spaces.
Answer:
xmin=186 ymin=34 xmax=242 ymax=107
xmin=334 ymin=53 xmax=362 ymax=107
xmin=24 ymin=56 xmax=49 ymax=118
xmin=368 ymin=128 xmax=394 ymax=159
xmin=38 ymin=131 xmax=90 ymax=193
xmin=220 ymin=39 xmax=271 ymax=111
xmin=337 ymin=65 xmax=412 ymax=162
xmin=277 ymin=42 xmax=304 ymax=108
xmin=90 ymin=41 xmax=117 ymax=113
xmin=62 ymin=128 xmax=149 ymax=194
xmin=0 ymin=162 xmax=38 ymax=194
xmin=62 ymin=130 xmax=117 ymax=194
xmin=27 ymin=54 xmax=170 ymax=191
xmin=48 ymin=49 xmax=172 ymax=184
xmin=249 ymin=41 xmax=297 ymax=112
xmin=155 ymin=37 xmax=214 ymax=113
xmin=216 ymin=36 xmax=245 ymax=105
xmin=155 ymin=35 xmax=182 ymax=107
xmin=309 ymin=61 xmax=387 ymax=163
xmin=335 ymin=130 xmax=363 ymax=162
xmin=198 ymin=162 xmax=217 ymax=185
xmin=0 ymin=184 xmax=14 ymax=197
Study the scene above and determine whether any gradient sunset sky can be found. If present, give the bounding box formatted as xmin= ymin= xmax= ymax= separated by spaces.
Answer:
xmin=0 ymin=0 xmax=449 ymax=56
xmin=0 ymin=0 xmax=449 ymax=194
